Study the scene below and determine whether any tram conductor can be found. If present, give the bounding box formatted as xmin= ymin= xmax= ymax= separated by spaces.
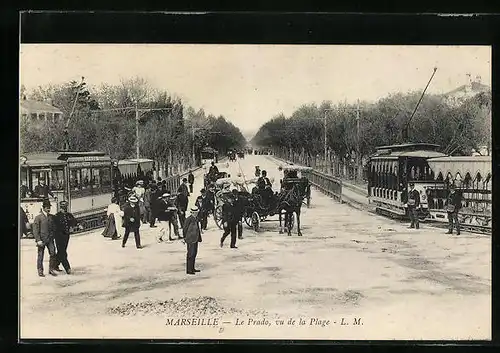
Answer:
xmin=53 ymin=200 xmax=77 ymax=274
xmin=445 ymin=184 xmax=462 ymax=235
xmin=407 ymin=182 xmax=420 ymax=229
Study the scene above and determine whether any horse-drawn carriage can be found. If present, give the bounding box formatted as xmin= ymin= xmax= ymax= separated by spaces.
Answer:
xmin=278 ymin=165 xmax=312 ymax=208
xmin=212 ymin=166 xmax=311 ymax=236
xmin=203 ymin=170 xmax=230 ymax=188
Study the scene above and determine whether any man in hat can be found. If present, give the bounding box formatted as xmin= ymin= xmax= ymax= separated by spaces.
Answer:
xmin=176 ymin=187 xmax=189 ymax=228
xmin=143 ymin=182 xmax=153 ymax=225
xmin=255 ymin=166 xmax=261 ymax=178
xmin=53 ymin=200 xmax=77 ymax=274
xmin=122 ymin=195 xmax=142 ymax=249
xmin=183 ymin=206 xmax=203 ymax=275
xmin=34 ymin=178 xmax=54 ymax=199
xmin=407 ymin=182 xmax=420 ymax=230
xmin=132 ymin=180 xmax=146 ymax=222
xmin=209 ymin=161 xmax=219 ymax=177
xmin=257 ymin=170 xmax=273 ymax=207
xmin=195 ymin=188 xmax=210 ymax=230
xmin=220 ymin=195 xmax=238 ymax=249
xmin=445 ymin=184 xmax=463 ymax=235
xmin=157 ymin=192 xmax=181 ymax=241
xmin=188 ymin=170 xmax=195 ymax=194
xmin=231 ymin=189 xmax=245 ymax=240
xmin=32 ymin=199 xmax=58 ymax=276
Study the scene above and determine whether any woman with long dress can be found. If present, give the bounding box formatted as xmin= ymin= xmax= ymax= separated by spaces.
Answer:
xmin=102 ymin=197 xmax=124 ymax=240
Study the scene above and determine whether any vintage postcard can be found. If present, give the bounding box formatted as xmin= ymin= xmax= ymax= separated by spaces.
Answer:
xmin=19 ymin=43 xmax=491 ymax=340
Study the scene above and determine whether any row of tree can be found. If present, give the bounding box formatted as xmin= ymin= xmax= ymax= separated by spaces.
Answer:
xmin=251 ymin=90 xmax=491 ymax=179
xmin=20 ymin=77 xmax=247 ymax=176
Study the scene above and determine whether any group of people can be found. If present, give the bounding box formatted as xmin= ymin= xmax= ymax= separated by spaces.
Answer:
xmin=406 ymin=182 xmax=463 ymax=235
xmin=31 ymin=199 xmax=78 ymax=277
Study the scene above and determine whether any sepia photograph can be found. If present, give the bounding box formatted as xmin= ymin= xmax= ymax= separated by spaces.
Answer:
xmin=19 ymin=43 xmax=492 ymax=340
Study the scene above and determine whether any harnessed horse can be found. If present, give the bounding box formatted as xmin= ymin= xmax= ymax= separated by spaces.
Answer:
xmin=275 ymin=178 xmax=309 ymax=236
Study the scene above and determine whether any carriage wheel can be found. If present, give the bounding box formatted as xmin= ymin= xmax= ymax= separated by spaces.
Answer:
xmin=244 ymin=214 xmax=253 ymax=227
xmin=214 ymin=205 xmax=224 ymax=230
xmin=251 ymin=211 xmax=260 ymax=232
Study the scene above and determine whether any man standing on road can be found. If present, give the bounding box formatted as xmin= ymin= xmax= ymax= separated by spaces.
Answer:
xmin=220 ymin=196 xmax=238 ymax=249
xmin=183 ymin=206 xmax=202 ymax=275
xmin=32 ymin=199 xmax=58 ymax=277
xmin=231 ymin=189 xmax=245 ymax=240
xmin=188 ymin=170 xmax=195 ymax=194
xmin=53 ymin=200 xmax=77 ymax=274
xmin=407 ymin=182 xmax=420 ymax=230
xmin=176 ymin=189 xmax=188 ymax=228
xmin=445 ymin=184 xmax=462 ymax=235
xmin=196 ymin=189 xmax=210 ymax=230
xmin=143 ymin=183 xmax=153 ymax=225
xmin=122 ymin=195 xmax=142 ymax=249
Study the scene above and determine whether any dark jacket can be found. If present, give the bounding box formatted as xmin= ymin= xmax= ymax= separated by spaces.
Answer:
xmin=209 ymin=165 xmax=219 ymax=175
xmin=407 ymin=188 xmax=420 ymax=207
xmin=176 ymin=193 xmax=189 ymax=212
xmin=122 ymin=204 xmax=141 ymax=229
xmin=178 ymin=183 xmax=190 ymax=197
xmin=34 ymin=184 xmax=54 ymax=198
xmin=54 ymin=211 xmax=77 ymax=236
xmin=188 ymin=173 xmax=195 ymax=184
xmin=183 ymin=215 xmax=202 ymax=244
xmin=232 ymin=197 xmax=245 ymax=220
xmin=257 ymin=177 xmax=271 ymax=189
xmin=32 ymin=211 xmax=55 ymax=243
xmin=144 ymin=189 xmax=152 ymax=207
xmin=20 ymin=207 xmax=30 ymax=236
xmin=222 ymin=202 xmax=236 ymax=224
xmin=446 ymin=190 xmax=463 ymax=212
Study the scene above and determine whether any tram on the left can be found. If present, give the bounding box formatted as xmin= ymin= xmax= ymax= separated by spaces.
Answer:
xmin=20 ymin=151 xmax=114 ymax=235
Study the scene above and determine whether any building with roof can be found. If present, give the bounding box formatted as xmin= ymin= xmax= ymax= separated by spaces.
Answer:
xmin=20 ymin=97 xmax=64 ymax=123
xmin=442 ymin=74 xmax=490 ymax=107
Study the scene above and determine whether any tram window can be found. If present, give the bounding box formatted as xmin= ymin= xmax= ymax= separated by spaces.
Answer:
xmin=97 ymin=167 xmax=111 ymax=187
xmin=70 ymin=169 xmax=80 ymax=190
xmin=50 ymin=169 xmax=65 ymax=191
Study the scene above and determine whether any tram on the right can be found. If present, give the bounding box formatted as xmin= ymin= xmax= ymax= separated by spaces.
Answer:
xmin=367 ymin=143 xmax=492 ymax=234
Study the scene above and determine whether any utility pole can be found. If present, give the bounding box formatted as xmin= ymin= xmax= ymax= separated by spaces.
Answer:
xmin=323 ymin=108 xmax=335 ymax=173
xmin=356 ymin=99 xmax=362 ymax=182
xmin=135 ymin=104 xmax=140 ymax=160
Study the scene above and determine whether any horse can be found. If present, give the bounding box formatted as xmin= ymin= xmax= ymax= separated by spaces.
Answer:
xmin=275 ymin=178 xmax=309 ymax=236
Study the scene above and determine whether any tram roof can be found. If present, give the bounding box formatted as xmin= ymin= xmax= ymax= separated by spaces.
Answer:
xmin=427 ymin=156 xmax=492 ymax=178
xmin=375 ymin=143 xmax=441 ymax=152
xmin=372 ymin=150 xmax=447 ymax=159
xmin=20 ymin=152 xmax=67 ymax=167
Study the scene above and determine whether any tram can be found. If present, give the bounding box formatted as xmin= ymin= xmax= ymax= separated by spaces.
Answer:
xmin=426 ymin=156 xmax=492 ymax=233
xmin=20 ymin=151 xmax=114 ymax=234
xmin=201 ymin=147 xmax=218 ymax=171
xmin=367 ymin=143 xmax=447 ymax=219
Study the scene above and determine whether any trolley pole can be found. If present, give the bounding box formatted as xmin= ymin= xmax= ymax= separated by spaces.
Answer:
xmin=135 ymin=105 xmax=140 ymax=160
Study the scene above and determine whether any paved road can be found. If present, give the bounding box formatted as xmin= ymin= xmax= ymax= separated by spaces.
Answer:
xmin=20 ymin=154 xmax=491 ymax=340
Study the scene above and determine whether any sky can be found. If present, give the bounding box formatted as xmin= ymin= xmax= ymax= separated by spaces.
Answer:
xmin=20 ymin=44 xmax=491 ymax=136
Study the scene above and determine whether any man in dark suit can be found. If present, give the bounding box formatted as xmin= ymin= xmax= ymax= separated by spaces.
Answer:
xmin=34 ymin=178 xmax=54 ymax=198
xmin=407 ymin=182 xmax=420 ymax=230
xmin=182 ymin=206 xmax=202 ymax=275
xmin=176 ymin=192 xmax=188 ymax=228
xmin=445 ymin=184 xmax=463 ymax=235
xmin=32 ymin=199 xmax=58 ymax=277
xmin=53 ymin=200 xmax=77 ymax=274
xmin=220 ymin=197 xmax=238 ymax=249
xmin=231 ymin=189 xmax=245 ymax=240
xmin=188 ymin=171 xmax=195 ymax=194
xmin=122 ymin=195 xmax=142 ymax=249
xmin=195 ymin=188 xmax=210 ymax=230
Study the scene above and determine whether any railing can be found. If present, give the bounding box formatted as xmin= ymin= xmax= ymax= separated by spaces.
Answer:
xmin=271 ymin=155 xmax=342 ymax=203
xmin=303 ymin=169 xmax=343 ymax=203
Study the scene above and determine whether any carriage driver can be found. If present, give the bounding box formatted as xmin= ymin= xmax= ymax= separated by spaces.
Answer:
xmin=407 ymin=182 xmax=420 ymax=230
xmin=257 ymin=170 xmax=273 ymax=207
